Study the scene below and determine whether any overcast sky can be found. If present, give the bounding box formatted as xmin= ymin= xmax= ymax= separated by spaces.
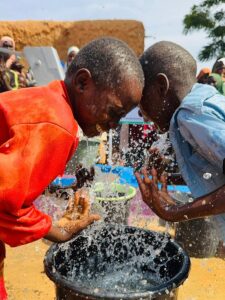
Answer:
xmin=0 ymin=0 xmax=223 ymax=72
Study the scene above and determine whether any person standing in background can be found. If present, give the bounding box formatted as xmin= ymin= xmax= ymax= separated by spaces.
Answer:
xmin=212 ymin=58 xmax=225 ymax=82
xmin=64 ymin=46 xmax=79 ymax=72
xmin=196 ymin=67 xmax=211 ymax=84
xmin=0 ymin=36 xmax=16 ymax=69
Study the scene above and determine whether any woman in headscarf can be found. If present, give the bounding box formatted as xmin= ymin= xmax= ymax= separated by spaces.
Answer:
xmin=212 ymin=58 xmax=225 ymax=82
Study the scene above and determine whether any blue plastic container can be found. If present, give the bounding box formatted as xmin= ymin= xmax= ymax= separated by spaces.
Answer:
xmin=95 ymin=164 xmax=190 ymax=193
xmin=51 ymin=176 xmax=76 ymax=188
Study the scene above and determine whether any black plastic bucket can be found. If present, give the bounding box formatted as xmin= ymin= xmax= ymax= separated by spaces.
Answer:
xmin=44 ymin=224 xmax=190 ymax=300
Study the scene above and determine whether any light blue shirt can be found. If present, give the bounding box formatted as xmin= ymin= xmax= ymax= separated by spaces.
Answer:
xmin=170 ymin=83 xmax=225 ymax=198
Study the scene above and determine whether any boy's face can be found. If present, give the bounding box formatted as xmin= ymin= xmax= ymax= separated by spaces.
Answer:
xmin=72 ymin=74 xmax=142 ymax=137
xmin=139 ymin=83 xmax=167 ymax=132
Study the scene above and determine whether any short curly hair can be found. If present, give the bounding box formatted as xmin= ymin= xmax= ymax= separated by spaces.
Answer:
xmin=140 ymin=41 xmax=197 ymax=88
xmin=66 ymin=37 xmax=144 ymax=90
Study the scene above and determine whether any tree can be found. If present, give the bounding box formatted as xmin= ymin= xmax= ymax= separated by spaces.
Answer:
xmin=183 ymin=0 xmax=225 ymax=61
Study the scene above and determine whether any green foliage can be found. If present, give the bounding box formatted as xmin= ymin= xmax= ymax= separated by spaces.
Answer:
xmin=183 ymin=0 xmax=225 ymax=61
xmin=201 ymin=0 xmax=225 ymax=7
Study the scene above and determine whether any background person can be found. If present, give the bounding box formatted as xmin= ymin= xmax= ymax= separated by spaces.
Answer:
xmin=0 ymin=36 xmax=31 ymax=92
xmin=212 ymin=58 xmax=225 ymax=82
xmin=207 ymin=72 xmax=225 ymax=96
xmin=64 ymin=45 xmax=79 ymax=72
xmin=0 ymin=36 xmax=16 ymax=69
xmin=196 ymin=67 xmax=211 ymax=84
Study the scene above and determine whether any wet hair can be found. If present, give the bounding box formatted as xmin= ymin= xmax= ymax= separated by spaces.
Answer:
xmin=140 ymin=41 xmax=197 ymax=88
xmin=66 ymin=37 xmax=144 ymax=90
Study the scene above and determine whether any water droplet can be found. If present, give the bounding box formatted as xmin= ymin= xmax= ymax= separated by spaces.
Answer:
xmin=140 ymin=279 xmax=147 ymax=285
xmin=188 ymin=197 xmax=194 ymax=203
xmin=203 ymin=172 xmax=212 ymax=180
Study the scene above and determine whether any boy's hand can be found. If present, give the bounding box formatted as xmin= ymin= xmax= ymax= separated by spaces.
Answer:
xmin=135 ymin=168 xmax=176 ymax=220
xmin=56 ymin=189 xmax=100 ymax=235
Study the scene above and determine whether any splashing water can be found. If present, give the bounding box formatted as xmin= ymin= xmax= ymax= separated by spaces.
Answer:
xmin=34 ymin=194 xmax=67 ymax=222
xmin=46 ymin=223 xmax=186 ymax=298
xmin=65 ymin=137 xmax=100 ymax=175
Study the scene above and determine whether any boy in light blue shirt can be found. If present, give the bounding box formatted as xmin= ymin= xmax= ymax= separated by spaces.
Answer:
xmin=136 ymin=41 xmax=225 ymax=227
xmin=170 ymin=83 xmax=225 ymax=199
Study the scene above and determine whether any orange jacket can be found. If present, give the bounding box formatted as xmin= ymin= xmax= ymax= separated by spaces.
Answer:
xmin=0 ymin=80 xmax=79 ymax=246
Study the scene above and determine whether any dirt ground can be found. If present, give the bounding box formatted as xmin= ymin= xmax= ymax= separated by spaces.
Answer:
xmin=4 ymin=223 xmax=225 ymax=300
xmin=5 ymin=240 xmax=55 ymax=300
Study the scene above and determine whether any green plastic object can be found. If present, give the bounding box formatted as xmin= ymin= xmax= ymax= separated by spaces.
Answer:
xmin=93 ymin=182 xmax=136 ymax=224
xmin=94 ymin=182 xmax=136 ymax=201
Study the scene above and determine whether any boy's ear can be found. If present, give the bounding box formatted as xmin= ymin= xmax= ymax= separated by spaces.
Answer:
xmin=156 ymin=73 xmax=169 ymax=97
xmin=73 ymin=68 xmax=92 ymax=93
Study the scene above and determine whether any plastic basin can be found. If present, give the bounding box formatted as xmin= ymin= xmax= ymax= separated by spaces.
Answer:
xmin=93 ymin=182 xmax=136 ymax=224
xmin=44 ymin=224 xmax=190 ymax=300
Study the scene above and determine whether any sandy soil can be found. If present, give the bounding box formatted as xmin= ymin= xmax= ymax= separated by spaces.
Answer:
xmin=4 ymin=221 xmax=225 ymax=300
xmin=5 ymin=240 xmax=54 ymax=300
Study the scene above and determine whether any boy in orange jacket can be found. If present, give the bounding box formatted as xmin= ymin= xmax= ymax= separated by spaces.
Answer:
xmin=0 ymin=37 xmax=144 ymax=299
